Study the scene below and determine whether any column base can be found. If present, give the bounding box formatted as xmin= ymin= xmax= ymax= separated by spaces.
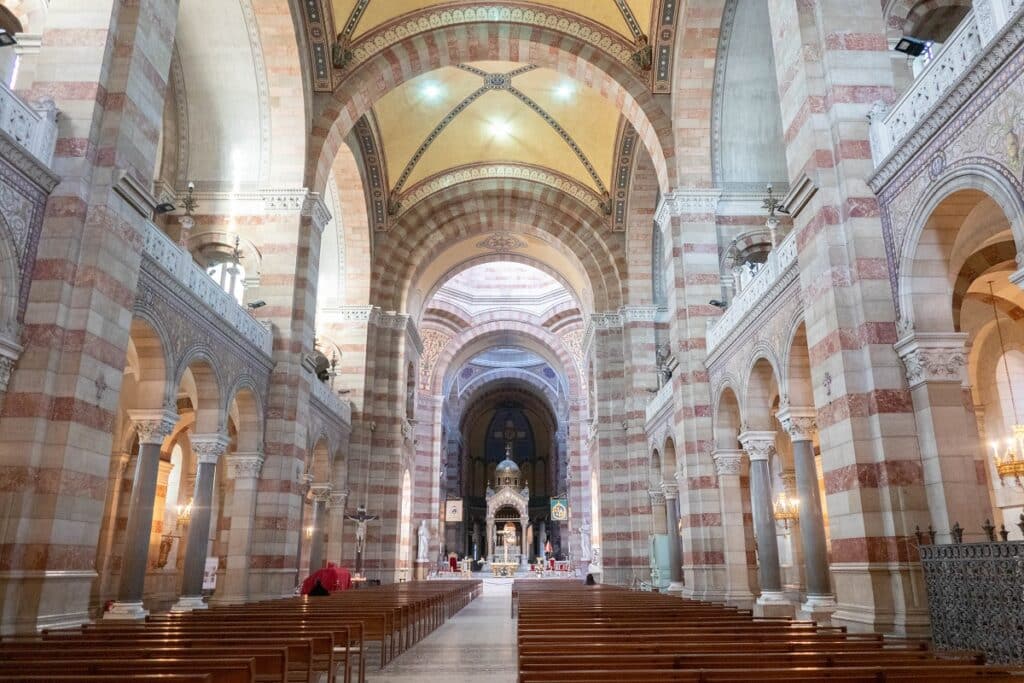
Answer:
xmin=666 ymin=581 xmax=685 ymax=595
xmin=413 ymin=561 xmax=430 ymax=581
xmin=753 ymin=591 xmax=795 ymax=618
xmin=798 ymin=594 xmax=837 ymax=623
xmin=170 ymin=595 xmax=208 ymax=612
xmin=104 ymin=600 xmax=148 ymax=620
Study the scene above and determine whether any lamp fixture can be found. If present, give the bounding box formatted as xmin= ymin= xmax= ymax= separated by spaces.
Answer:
xmin=247 ymin=300 xmax=266 ymax=310
xmin=154 ymin=202 xmax=177 ymax=215
xmin=894 ymin=36 xmax=930 ymax=57
xmin=0 ymin=30 xmax=16 ymax=48
xmin=986 ymin=281 xmax=1024 ymax=486
xmin=305 ymin=525 xmax=314 ymax=539
xmin=488 ymin=120 xmax=513 ymax=138
xmin=421 ymin=82 xmax=442 ymax=100
xmin=555 ymin=82 xmax=573 ymax=100
xmin=176 ymin=498 xmax=194 ymax=526
xmin=773 ymin=491 xmax=800 ymax=529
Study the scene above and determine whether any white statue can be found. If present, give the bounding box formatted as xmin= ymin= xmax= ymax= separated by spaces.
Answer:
xmin=417 ymin=520 xmax=430 ymax=562
xmin=579 ymin=522 xmax=592 ymax=561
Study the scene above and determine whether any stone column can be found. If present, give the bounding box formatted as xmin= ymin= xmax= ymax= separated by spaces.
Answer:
xmin=777 ymin=406 xmax=836 ymax=620
xmin=895 ymin=332 xmax=990 ymax=541
xmin=738 ymin=431 xmax=792 ymax=616
xmin=486 ymin=519 xmax=494 ymax=560
xmin=172 ymin=433 xmax=229 ymax=612
xmin=538 ymin=520 xmax=547 ymax=556
xmin=662 ymin=482 xmax=685 ymax=593
xmin=520 ymin=516 xmax=529 ymax=566
xmin=326 ymin=490 xmax=349 ymax=567
xmin=213 ymin=452 xmax=264 ymax=605
xmin=307 ymin=484 xmax=332 ymax=574
xmin=713 ymin=449 xmax=754 ymax=608
xmin=106 ymin=409 xmax=178 ymax=620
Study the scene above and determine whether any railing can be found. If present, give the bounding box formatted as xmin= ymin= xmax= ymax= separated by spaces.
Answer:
xmin=141 ymin=221 xmax=273 ymax=355
xmin=706 ymin=229 xmax=798 ymax=354
xmin=0 ymin=80 xmax=57 ymax=167
xmin=310 ymin=377 xmax=352 ymax=424
xmin=919 ymin=541 xmax=1024 ymax=663
xmin=645 ymin=379 xmax=673 ymax=425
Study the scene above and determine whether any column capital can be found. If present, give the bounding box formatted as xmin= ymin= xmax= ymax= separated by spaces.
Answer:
xmin=128 ymin=409 xmax=178 ymax=445
xmin=661 ymin=481 xmax=679 ymax=500
xmin=225 ymin=452 xmax=264 ymax=479
xmin=894 ymin=331 xmax=968 ymax=389
xmin=711 ymin=448 xmax=744 ymax=476
xmin=654 ymin=188 xmax=722 ymax=227
xmin=776 ymin=405 xmax=817 ymax=442
xmin=329 ymin=489 xmax=350 ymax=509
xmin=738 ymin=430 xmax=776 ymax=462
xmin=310 ymin=483 xmax=333 ymax=502
xmin=191 ymin=433 xmax=230 ymax=464
xmin=648 ymin=489 xmax=666 ymax=506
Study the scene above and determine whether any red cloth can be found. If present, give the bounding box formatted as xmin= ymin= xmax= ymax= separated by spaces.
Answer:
xmin=301 ymin=563 xmax=352 ymax=594
xmin=449 ymin=556 xmax=458 ymax=571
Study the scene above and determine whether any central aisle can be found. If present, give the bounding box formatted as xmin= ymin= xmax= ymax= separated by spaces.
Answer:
xmin=367 ymin=579 xmax=516 ymax=682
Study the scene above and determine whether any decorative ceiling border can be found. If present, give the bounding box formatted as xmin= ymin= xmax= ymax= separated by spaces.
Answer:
xmin=351 ymin=113 xmax=390 ymax=233
xmin=652 ymin=0 xmax=679 ymax=93
xmin=710 ymin=0 xmax=738 ymax=186
xmin=611 ymin=118 xmax=639 ymax=232
xmin=337 ymin=4 xmax=644 ymax=86
xmin=612 ymin=0 xmax=646 ymax=42
xmin=238 ymin=0 xmax=272 ymax=182
xmin=397 ymin=162 xmax=607 ymax=218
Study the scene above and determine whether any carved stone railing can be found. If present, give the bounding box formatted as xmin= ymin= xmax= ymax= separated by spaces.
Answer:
xmin=645 ymin=379 xmax=673 ymax=426
xmin=919 ymin=541 xmax=1024 ymax=663
xmin=0 ymin=80 xmax=57 ymax=168
xmin=310 ymin=377 xmax=352 ymax=425
xmin=706 ymin=228 xmax=798 ymax=354
xmin=141 ymin=221 xmax=272 ymax=355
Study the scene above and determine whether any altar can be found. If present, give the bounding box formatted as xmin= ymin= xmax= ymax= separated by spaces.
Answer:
xmin=491 ymin=562 xmax=519 ymax=577
xmin=485 ymin=448 xmax=530 ymax=567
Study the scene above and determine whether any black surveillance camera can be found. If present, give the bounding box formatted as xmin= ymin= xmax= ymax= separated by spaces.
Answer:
xmin=247 ymin=300 xmax=267 ymax=309
xmin=154 ymin=202 xmax=176 ymax=215
xmin=709 ymin=300 xmax=727 ymax=309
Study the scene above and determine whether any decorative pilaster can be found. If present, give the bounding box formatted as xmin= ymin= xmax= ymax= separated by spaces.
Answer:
xmin=307 ymin=484 xmax=332 ymax=574
xmin=711 ymin=448 xmax=753 ymax=608
xmin=214 ymin=451 xmax=264 ymax=605
xmin=662 ymin=481 xmax=684 ymax=592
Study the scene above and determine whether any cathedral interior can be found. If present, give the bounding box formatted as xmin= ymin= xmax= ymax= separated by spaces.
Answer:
xmin=1 ymin=0 xmax=1024 ymax=679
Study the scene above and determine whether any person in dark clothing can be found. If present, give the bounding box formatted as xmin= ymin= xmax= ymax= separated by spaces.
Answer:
xmin=584 ymin=573 xmax=596 ymax=585
xmin=308 ymin=578 xmax=330 ymax=596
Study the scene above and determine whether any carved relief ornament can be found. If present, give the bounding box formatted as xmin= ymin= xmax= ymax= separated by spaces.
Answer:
xmin=712 ymin=449 xmax=744 ymax=476
xmin=738 ymin=430 xmax=777 ymax=462
xmin=894 ymin=333 xmax=968 ymax=389
xmin=776 ymin=405 xmax=817 ymax=443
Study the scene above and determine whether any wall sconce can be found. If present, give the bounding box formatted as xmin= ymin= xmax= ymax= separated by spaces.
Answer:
xmin=773 ymin=492 xmax=800 ymax=529
xmin=305 ymin=525 xmax=314 ymax=539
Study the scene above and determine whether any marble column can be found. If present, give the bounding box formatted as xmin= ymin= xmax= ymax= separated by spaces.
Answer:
xmin=520 ymin=516 xmax=529 ymax=566
xmin=662 ymin=482 xmax=685 ymax=593
xmin=778 ymin=406 xmax=836 ymax=619
xmin=106 ymin=409 xmax=178 ymax=620
xmin=738 ymin=430 xmax=791 ymax=614
xmin=172 ymin=433 xmax=229 ymax=612
xmin=326 ymin=489 xmax=349 ymax=567
xmin=713 ymin=449 xmax=754 ymax=608
xmin=895 ymin=332 xmax=990 ymax=541
xmin=307 ymin=484 xmax=332 ymax=574
xmin=213 ymin=451 xmax=264 ymax=605
xmin=486 ymin=520 xmax=495 ymax=560
xmin=538 ymin=520 xmax=547 ymax=556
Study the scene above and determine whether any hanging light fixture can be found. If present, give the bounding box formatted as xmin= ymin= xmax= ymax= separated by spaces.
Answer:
xmin=987 ymin=281 xmax=1024 ymax=486
xmin=773 ymin=491 xmax=800 ymax=529
xmin=176 ymin=498 xmax=194 ymax=526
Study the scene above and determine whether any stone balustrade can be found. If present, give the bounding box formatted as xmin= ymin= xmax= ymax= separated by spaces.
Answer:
xmin=310 ymin=376 xmax=352 ymax=424
xmin=141 ymin=220 xmax=273 ymax=355
xmin=706 ymin=228 xmax=798 ymax=355
xmin=0 ymin=80 xmax=57 ymax=168
xmin=870 ymin=4 xmax=1023 ymax=166
xmin=645 ymin=379 xmax=673 ymax=426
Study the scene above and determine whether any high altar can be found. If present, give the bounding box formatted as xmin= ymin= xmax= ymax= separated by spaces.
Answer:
xmin=486 ymin=446 xmax=530 ymax=572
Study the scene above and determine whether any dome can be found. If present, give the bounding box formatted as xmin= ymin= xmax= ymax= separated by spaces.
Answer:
xmin=495 ymin=457 xmax=521 ymax=488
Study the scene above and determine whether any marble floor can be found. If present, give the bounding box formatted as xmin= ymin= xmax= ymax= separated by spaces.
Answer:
xmin=366 ymin=579 xmax=516 ymax=682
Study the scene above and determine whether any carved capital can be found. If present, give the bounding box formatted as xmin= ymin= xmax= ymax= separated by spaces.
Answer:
xmin=776 ymin=404 xmax=817 ymax=442
xmin=191 ymin=433 xmax=230 ymax=465
xmin=648 ymin=489 xmax=666 ymax=506
xmin=712 ymin=449 xmax=744 ymax=476
xmin=310 ymin=483 xmax=333 ymax=502
xmin=895 ymin=332 xmax=968 ymax=389
xmin=661 ymin=481 xmax=679 ymax=500
xmin=129 ymin=408 xmax=178 ymax=445
xmin=738 ymin=430 xmax=776 ymax=462
xmin=329 ymin=489 xmax=350 ymax=509
xmin=0 ymin=354 xmax=13 ymax=394
xmin=225 ymin=452 xmax=264 ymax=479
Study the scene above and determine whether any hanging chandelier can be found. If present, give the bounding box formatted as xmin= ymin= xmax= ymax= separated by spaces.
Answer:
xmin=773 ymin=491 xmax=800 ymax=528
xmin=986 ymin=281 xmax=1024 ymax=486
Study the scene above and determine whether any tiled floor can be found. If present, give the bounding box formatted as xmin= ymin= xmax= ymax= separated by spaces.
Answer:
xmin=366 ymin=579 xmax=516 ymax=682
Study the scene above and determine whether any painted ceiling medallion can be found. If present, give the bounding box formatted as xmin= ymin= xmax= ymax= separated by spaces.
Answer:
xmin=477 ymin=232 xmax=527 ymax=253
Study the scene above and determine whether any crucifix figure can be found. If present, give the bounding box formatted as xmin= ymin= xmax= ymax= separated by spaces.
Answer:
xmin=346 ymin=504 xmax=378 ymax=554
xmin=494 ymin=418 xmax=526 ymax=458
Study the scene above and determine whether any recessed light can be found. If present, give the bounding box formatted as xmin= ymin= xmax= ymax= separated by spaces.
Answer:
xmin=555 ymin=83 xmax=573 ymax=99
xmin=488 ymin=120 xmax=513 ymax=138
xmin=422 ymin=82 xmax=442 ymax=100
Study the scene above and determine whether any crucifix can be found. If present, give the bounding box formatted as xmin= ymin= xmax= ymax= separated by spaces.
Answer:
xmin=348 ymin=422 xmax=377 ymax=577
xmin=493 ymin=418 xmax=526 ymax=459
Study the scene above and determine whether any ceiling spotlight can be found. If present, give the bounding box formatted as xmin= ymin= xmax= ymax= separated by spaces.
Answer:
xmin=247 ymin=300 xmax=267 ymax=310
xmin=0 ymin=30 xmax=16 ymax=48
xmin=488 ymin=120 xmax=513 ymax=138
xmin=555 ymin=83 xmax=573 ymax=99
xmin=154 ymin=202 xmax=177 ymax=215
xmin=422 ymin=82 xmax=442 ymax=100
